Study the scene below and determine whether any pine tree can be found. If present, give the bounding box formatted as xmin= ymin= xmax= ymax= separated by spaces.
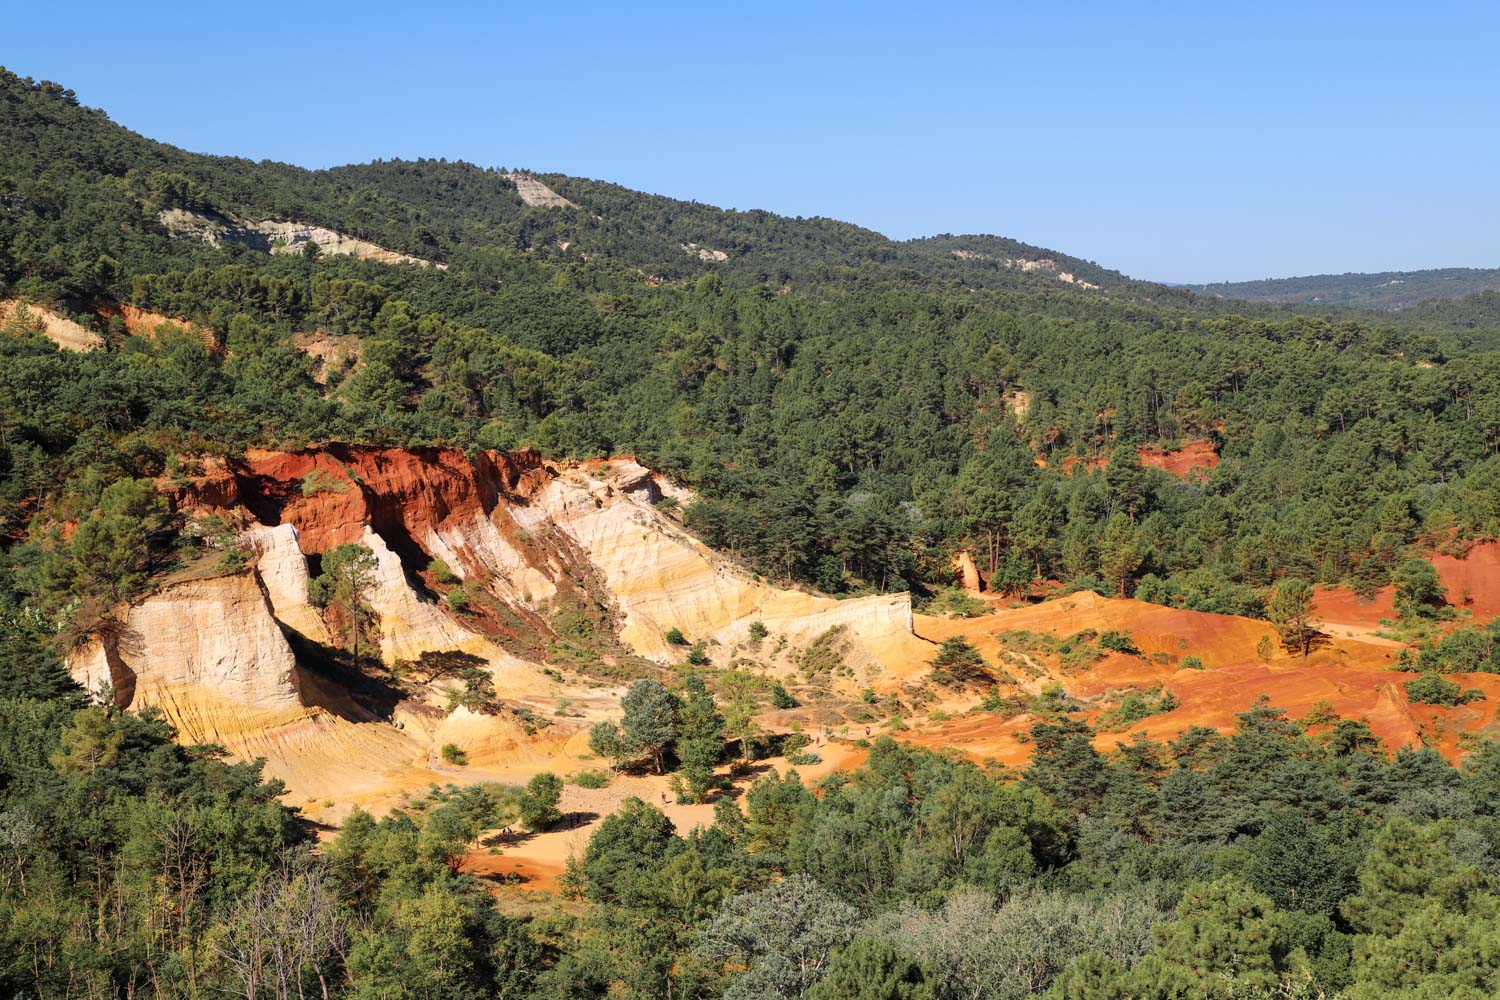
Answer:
xmin=675 ymin=675 xmax=725 ymax=801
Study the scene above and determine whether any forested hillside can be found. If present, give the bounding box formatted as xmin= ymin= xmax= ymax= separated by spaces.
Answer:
xmin=6 ymin=67 xmax=1500 ymax=617
xmin=1189 ymin=267 xmax=1500 ymax=310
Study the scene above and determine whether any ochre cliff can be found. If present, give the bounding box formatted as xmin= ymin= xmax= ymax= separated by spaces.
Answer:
xmin=176 ymin=447 xmax=927 ymax=677
xmin=71 ymin=570 xmax=303 ymax=710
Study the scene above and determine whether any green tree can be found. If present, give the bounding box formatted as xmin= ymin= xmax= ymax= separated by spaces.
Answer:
xmin=928 ymin=637 xmax=990 ymax=687
xmin=674 ymin=675 xmax=725 ymax=802
xmin=518 ymin=771 xmax=563 ymax=831
xmin=718 ymin=670 xmax=763 ymax=762
xmin=1267 ymin=577 xmax=1318 ymax=657
xmin=588 ymin=720 xmax=629 ymax=773
xmin=806 ymin=938 xmax=932 ymax=1000
xmin=70 ymin=478 xmax=174 ymax=602
xmin=1097 ymin=513 xmax=1142 ymax=598
xmin=697 ymin=875 xmax=858 ymax=999
xmin=1394 ymin=559 xmax=1446 ymax=621
xmin=621 ymin=679 xmax=679 ymax=774
xmin=309 ymin=542 xmax=378 ymax=658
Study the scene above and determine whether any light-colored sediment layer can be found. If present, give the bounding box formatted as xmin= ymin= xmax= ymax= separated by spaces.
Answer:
xmin=506 ymin=173 xmax=576 ymax=208
xmin=160 ymin=208 xmax=442 ymax=267
xmin=0 ymin=298 xmax=105 ymax=351
xmin=71 ymin=570 xmax=303 ymax=709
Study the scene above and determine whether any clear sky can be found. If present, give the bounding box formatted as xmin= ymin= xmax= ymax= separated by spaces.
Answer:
xmin=6 ymin=1 xmax=1497 ymax=282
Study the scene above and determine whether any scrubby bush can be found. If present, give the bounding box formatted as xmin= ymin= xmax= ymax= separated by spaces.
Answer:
xmin=1405 ymin=672 xmax=1484 ymax=706
xmin=929 ymin=637 xmax=991 ymax=686
xmin=569 ymin=769 xmax=610 ymax=789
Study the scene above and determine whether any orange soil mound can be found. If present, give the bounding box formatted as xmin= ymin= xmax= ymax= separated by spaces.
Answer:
xmin=1311 ymin=586 xmax=1397 ymax=632
xmin=1312 ymin=540 xmax=1500 ymax=631
xmin=91 ymin=300 xmax=215 ymax=348
xmin=1052 ymin=442 xmax=1218 ymax=480
xmin=1433 ymin=541 xmax=1500 ymax=619
xmin=918 ymin=591 xmax=1389 ymax=687
xmin=1139 ymin=440 xmax=1219 ymax=478
xmin=908 ymin=591 xmax=1497 ymax=765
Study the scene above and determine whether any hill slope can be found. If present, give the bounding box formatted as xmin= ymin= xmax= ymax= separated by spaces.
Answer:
xmin=0 ymin=67 xmax=1165 ymax=300
xmin=1187 ymin=266 xmax=1500 ymax=309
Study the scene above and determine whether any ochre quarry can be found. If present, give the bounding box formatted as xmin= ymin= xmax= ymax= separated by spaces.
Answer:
xmin=68 ymin=448 xmax=930 ymax=813
xmin=1312 ymin=540 xmax=1500 ymax=632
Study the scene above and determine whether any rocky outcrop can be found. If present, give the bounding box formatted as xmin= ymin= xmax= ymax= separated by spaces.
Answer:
xmin=70 ymin=570 xmax=303 ymax=710
xmin=244 ymin=523 xmax=332 ymax=644
xmin=160 ymin=209 xmax=443 ymax=268
xmin=290 ymin=330 xmax=363 ymax=384
xmin=952 ymin=551 xmax=984 ymax=592
xmin=947 ymin=252 xmax=1102 ymax=290
xmin=505 ymin=173 xmax=577 ymax=208
xmin=68 ymin=446 xmax=947 ymax=806
xmin=512 ymin=459 xmax=930 ymax=671
xmin=681 ymin=243 xmax=729 ymax=262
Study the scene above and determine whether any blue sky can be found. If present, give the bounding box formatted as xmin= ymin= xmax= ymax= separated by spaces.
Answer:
xmin=6 ymin=1 xmax=1497 ymax=282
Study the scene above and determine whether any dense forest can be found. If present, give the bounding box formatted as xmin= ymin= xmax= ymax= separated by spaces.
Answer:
xmin=7 ymin=628 xmax=1500 ymax=997
xmin=1189 ymin=267 xmax=1500 ymax=310
xmin=5 ymin=66 xmax=1500 ymax=997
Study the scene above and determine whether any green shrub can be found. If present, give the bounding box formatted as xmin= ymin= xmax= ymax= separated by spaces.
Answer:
xmin=666 ymin=627 xmax=689 ymax=646
xmin=1098 ymin=630 xmax=1138 ymax=654
xmin=1405 ymin=672 xmax=1484 ymax=707
xmin=1179 ymin=655 xmax=1206 ymax=670
xmin=440 ymin=743 xmax=468 ymax=766
xmin=926 ymin=587 xmax=990 ymax=618
xmin=749 ymin=621 xmax=769 ymax=642
xmin=1095 ymin=686 xmax=1179 ymax=730
xmin=928 ymin=636 xmax=991 ymax=686
xmin=429 ymin=558 xmax=458 ymax=585
xmin=687 ymin=641 xmax=710 ymax=666
xmin=570 ymin=769 xmax=610 ymax=788
xmin=799 ymin=626 xmax=850 ymax=678
xmin=300 ymin=467 xmax=349 ymax=497
xmin=771 ymin=683 xmax=797 ymax=709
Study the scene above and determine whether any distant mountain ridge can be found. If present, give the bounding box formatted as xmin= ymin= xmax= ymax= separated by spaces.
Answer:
xmin=1187 ymin=267 xmax=1500 ymax=309
xmin=0 ymin=66 xmax=1168 ymax=304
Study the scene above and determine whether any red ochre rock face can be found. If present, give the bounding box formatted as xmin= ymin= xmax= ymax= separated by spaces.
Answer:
xmin=179 ymin=445 xmax=548 ymax=556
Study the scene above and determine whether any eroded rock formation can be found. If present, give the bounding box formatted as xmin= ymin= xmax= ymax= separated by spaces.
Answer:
xmin=160 ymin=209 xmax=443 ymax=268
xmin=71 ymin=570 xmax=303 ymax=710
